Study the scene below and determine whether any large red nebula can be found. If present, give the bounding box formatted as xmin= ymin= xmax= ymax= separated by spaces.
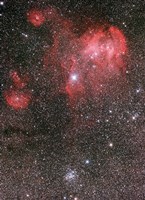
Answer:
xmin=5 ymin=6 xmax=128 ymax=111
xmin=81 ymin=26 xmax=127 ymax=72
xmin=37 ymin=6 xmax=128 ymax=104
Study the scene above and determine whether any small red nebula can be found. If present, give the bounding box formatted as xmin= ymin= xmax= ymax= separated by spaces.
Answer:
xmin=4 ymin=90 xmax=31 ymax=110
xmin=9 ymin=70 xmax=29 ymax=89
xmin=27 ymin=9 xmax=45 ymax=27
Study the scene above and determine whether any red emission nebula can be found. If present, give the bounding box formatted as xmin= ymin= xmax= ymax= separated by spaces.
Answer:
xmin=4 ymin=90 xmax=31 ymax=110
xmin=27 ymin=9 xmax=46 ymax=27
xmin=4 ymin=70 xmax=31 ymax=110
xmin=3 ymin=6 xmax=128 ymax=110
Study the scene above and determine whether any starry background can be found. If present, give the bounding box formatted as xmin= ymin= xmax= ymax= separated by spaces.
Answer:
xmin=1 ymin=0 xmax=145 ymax=199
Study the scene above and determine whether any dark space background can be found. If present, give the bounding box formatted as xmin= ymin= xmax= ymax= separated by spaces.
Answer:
xmin=1 ymin=0 xmax=145 ymax=199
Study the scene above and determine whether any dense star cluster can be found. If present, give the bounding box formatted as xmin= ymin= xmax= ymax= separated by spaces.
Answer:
xmin=1 ymin=0 xmax=145 ymax=199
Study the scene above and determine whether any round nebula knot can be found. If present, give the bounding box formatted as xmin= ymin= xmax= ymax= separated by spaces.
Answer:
xmin=27 ymin=9 xmax=45 ymax=27
xmin=4 ymin=89 xmax=32 ymax=110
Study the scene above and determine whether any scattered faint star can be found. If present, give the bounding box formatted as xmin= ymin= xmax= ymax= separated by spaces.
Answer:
xmin=109 ymin=142 xmax=113 ymax=147
xmin=85 ymin=159 xmax=90 ymax=164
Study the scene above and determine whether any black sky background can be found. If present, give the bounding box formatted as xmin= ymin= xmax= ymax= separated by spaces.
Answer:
xmin=1 ymin=0 xmax=145 ymax=199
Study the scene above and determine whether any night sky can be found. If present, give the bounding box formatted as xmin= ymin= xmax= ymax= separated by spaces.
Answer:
xmin=1 ymin=0 xmax=145 ymax=199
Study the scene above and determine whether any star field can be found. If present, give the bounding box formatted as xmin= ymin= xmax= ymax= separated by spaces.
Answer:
xmin=1 ymin=0 xmax=145 ymax=199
